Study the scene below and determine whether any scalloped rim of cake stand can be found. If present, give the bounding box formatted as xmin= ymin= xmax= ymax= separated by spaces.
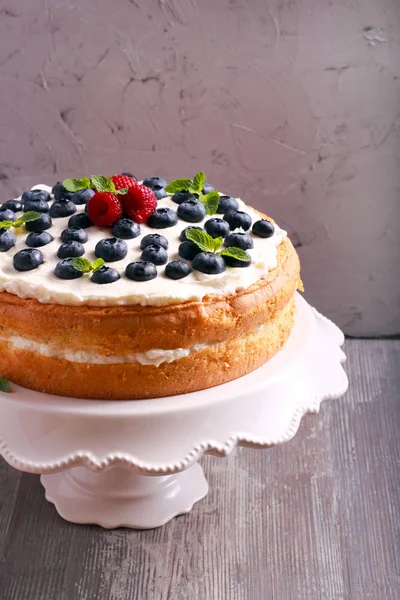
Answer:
xmin=0 ymin=294 xmax=348 ymax=477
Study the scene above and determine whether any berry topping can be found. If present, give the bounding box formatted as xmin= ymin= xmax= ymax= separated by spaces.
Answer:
xmin=216 ymin=196 xmax=239 ymax=214
xmin=179 ymin=226 xmax=205 ymax=242
xmin=110 ymin=174 xmax=137 ymax=191
xmin=202 ymin=182 xmax=214 ymax=195
xmin=95 ymin=237 xmax=128 ymax=262
xmin=61 ymin=227 xmax=88 ymax=244
xmin=165 ymin=260 xmax=192 ymax=280
xmin=111 ymin=218 xmax=140 ymax=239
xmin=121 ymin=172 xmax=137 ymax=180
xmin=57 ymin=241 xmax=85 ymax=259
xmin=0 ymin=209 xmax=16 ymax=222
xmin=142 ymin=177 xmax=168 ymax=190
xmin=204 ymin=218 xmax=230 ymax=239
xmin=49 ymin=200 xmax=77 ymax=218
xmin=252 ymin=219 xmax=275 ymax=238
xmin=23 ymin=198 xmax=49 ymax=213
xmin=147 ymin=207 xmax=178 ymax=229
xmin=125 ymin=261 xmax=157 ymax=282
xmin=26 ymin=231 xmax=54 ymax=248
xmin=177 ymin=199 xmax=206 ymax=223
xmin=25 ymin=213 xmax=52 ymax=232
xmin=55 ymin=258 xmax=84 ymax=280
xmin=91 ymin=266 xmax=120 ymax=285
xmin=140 ymin=233 xmax=169 ymax=250
xmin=222 ymin=253 xmax=251 ymax=268
xmin=13 ymin=248 xmax=44 ymax=271
xmin=171 ymin=191 xmax=197 ymax=205
xmin=22 ymin=189 xmax=51 ymax=204
xmin=87 ymin=192 xmax=122 ymax=227
xmin=0 ymin=229 xmax=16 ymax=252
xmin=1 ymin=199 xmax=22 ymax=212
xmin=178 ymin=241 xmax=202 ymax=261
xmin=141 ymin=244 xmax=168 ymax=265
xmin=70 ymin=188 xmax=95 ymax=205
xmin=224 ymin=210 xmax=252 ymax=231
xmin=224 ymin=232 xmax=254 ymax=250
xmin=68 ymin=213 xmax=93 ymax=229
xmin=192 ymin=252 xmax=226 ymax=275
xmin=52 ymin=182 xmax=73 ymax=201
xmin=123 ymin=185 xmax=157 ymax=224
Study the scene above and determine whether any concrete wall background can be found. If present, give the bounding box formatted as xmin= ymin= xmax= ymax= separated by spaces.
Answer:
xmin=0 ymin=0 xmax=399 ymax=335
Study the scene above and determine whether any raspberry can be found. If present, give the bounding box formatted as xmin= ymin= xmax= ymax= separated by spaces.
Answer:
xmin=110 ymin=174 xmax=137 ymax=192
xmin=123 ymin=185 xmax=157 ymax=224
xmin=87 ymin=192 xmax=123 ymax=227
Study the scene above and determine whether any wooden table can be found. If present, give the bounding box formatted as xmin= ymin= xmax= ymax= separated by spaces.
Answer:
xmin=0 ymin=340 xmax=399 ymax=600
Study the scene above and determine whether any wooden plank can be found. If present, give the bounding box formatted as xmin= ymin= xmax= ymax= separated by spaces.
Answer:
xmin=0 ymin=340 xmax=399 ymax=600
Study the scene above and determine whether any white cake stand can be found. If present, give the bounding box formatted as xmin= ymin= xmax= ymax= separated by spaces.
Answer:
xmin=0 ymin=295 xmax=348 ymax=529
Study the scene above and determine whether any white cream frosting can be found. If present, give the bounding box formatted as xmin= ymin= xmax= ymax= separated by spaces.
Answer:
xmin=0 ymin=184 xmax=287 ymax=306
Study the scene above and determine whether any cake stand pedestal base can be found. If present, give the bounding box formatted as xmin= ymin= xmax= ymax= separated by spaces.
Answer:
xmin=41 ymin=463 xmax=208 ymax=529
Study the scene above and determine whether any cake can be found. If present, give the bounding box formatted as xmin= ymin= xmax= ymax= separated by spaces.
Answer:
xmin=0 ymin=172 xmax=302 ymax=400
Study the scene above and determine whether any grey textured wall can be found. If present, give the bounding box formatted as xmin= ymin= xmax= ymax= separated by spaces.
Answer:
xmin=0 ymin=0 xmax=399 ymax=335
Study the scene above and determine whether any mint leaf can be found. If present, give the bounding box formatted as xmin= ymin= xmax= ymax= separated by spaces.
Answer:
xmin=0 ymin=377 xmax=10 ymax=392
xmin=192 ymin=172 xmax=206 ymax=193
xmin=114 ymin=187 xmax=128 ymax=196
xmin=165 ymin=178 xmax=193 ymax=194
xmin=14 ymin=211 xmax=41 ymax=228
xmin=185 ymin=229 xmax=215 ymax=252
xmin=0 ymin=220 xmax=14 ymax=230
xmin=91 ymin=175 xmax=115 ymax=193
xmin=219 ymin=247 xmax=251 ymax=262
xmin=92 ymin=258 xmax=105 ymax=273
xmin=200 ymin=190 xmax=220 ymax=216
xmin=212 ymin=236 xmax=223 ymax=252
xmin=70 ymin=257 xmax=94 ymax=273
xmin=63 ymin=177 xmax=91 ymax=192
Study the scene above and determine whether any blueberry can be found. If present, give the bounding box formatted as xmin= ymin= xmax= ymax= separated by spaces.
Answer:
xmin=179 ymin=226 xmax=205 ymax=242
xmin=122 ymin=172 xmax=137 ymax=180
xmin=49 ymin=200 xmax=77 ymax=218
xmin=26 ymin=231 xmax=54 ymax=248
xmin=140 ymin=233 xmax=169 ymax=250
xmin=147 ymin=207 xmax=178 ymax=229
xmin=178 ymin=241 xmax=202 ymax=261
xmin=141 ymin=244 xmax=168 ymax=265
xmin=177 ymin=199 xmax=206 ymax=223
xmin=224 ymin=232 xmax=254 ymax=250
xmin=95 ymin=237 xmax=128 ymax=262
xmin=61 ymin=227 xmax=88 ymax=244
xmin=13 ymin=248 xmax=44 ymax=271
xmin=25 ymin=213 xmax=52 ymax=232
xmin=154 ymin=188 xmax=168 ymax=200
xmin=222 ymin=254 xmax=251 ymax=268
xmin=91 ymin=266 xmax=120 ymax=285
xmin=52 ymin=182 xmax=73 ymax=201
xmin=171 ymin=191 xmax=197 ymax=205
xmin=202 ymin=182 xmax=214 ymax=195
xmin=0 ymin=209 xmax=16 ymax=222
xmin=111 ymin=218 xmax=140 ymax=239
xmin=22 ymin=189 xmax=51 ymax=204
xmin=125 ymin=261 xmax=157 ymax=282
xmin=216 ymin=196 xmax=239 ymax=214
xmin=1 ymin=199 xmax=22 ymax=212
xmin=70 ymin=188 xmax=95 ymax=205
xmin=165 ymin=260 xmax=192 ymax=280
xmin=192 ymin=252 xmax=226 ymax=274
xmin=23 ymin=198 xmax=49 ymax=213
xmin=252 ymin=219 xmax=275 ymax=238
xmin=204 ymin=218 xmax=230 ymax=238
xmin=224 ymin=210 xmax=252 ymax=231
xmin=68 ymin=212 xmax=93 ymax=229
xmin=142 ymin=177 xmax=168 ymax=191
xmin=55 ymin=258 xmax=83 ymax=280
xmin=0 ymin=229 xmax=16 ymax=252
xmin=57 ymin=241 xmax=85 ymax=259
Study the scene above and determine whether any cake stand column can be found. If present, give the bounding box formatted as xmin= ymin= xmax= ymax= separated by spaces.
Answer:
xmin=41 ymin=463 xmax=209 ymax=529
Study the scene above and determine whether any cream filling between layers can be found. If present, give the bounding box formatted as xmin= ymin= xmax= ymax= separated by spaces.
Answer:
xmin=0 ymin=184 xmax=287 ymax=307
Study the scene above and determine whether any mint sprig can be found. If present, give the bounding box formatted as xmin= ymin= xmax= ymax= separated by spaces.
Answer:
xmin=0 ymin=211 xmax=41 ymax=231
xmin=0 ymin=377 xmax=10 ymax=392
xmin=186 ymin=229 xmax=250 ymax=262
xmin=165 ymin=172 xmax=220 ymax=215
xmin=70 ymin=257 xmax=105 ymax=274
xmin=62 ymin=175 xmax=128 ymax=196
